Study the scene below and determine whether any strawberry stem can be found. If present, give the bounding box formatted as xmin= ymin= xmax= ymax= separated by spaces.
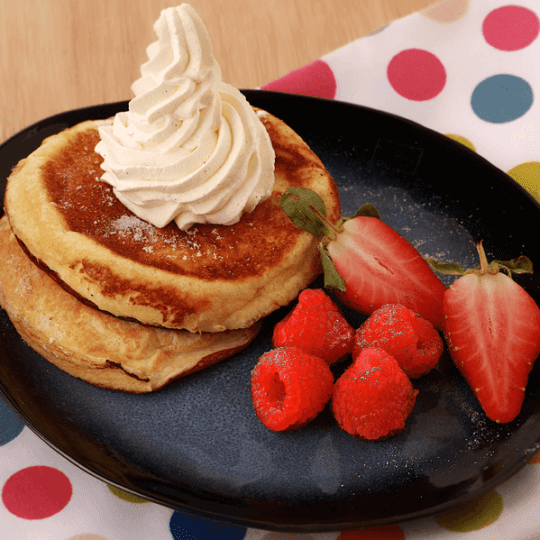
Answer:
xmin=477 ymin=242 xmax=489 ymax=273
xmin=309 ymin=204 xmax=341 ymax=240
xmin=429 ymin=240 xmax=534 ymax=278
xmin=476 ymin=241 xmax=495 ymax=275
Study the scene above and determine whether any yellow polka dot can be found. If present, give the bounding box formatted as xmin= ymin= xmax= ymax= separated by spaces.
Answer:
xmin=422 ymin=0 xmax=470 ymax=23
xmin=507 ymin=162 xmax=540 ymax=202
xmin=436 ymin=490 xmax=504 ymax=532
xmin=107 ymin=484 xmax=149 ymax=503
xmin=445 ymin=133 xmax=476 ymax=152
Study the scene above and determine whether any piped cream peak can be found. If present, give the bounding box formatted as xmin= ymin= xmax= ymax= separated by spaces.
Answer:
xmin=95 ymin=4 xmax=275 ymax=230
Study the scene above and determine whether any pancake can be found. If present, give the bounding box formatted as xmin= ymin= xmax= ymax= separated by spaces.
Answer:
xmin=4 ymin=109 xmax=341 ymax=333
xmin=0 ymin=216 xmax=260 ymax=393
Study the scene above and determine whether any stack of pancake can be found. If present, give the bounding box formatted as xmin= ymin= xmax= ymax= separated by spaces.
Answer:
xmin=0 ymin=109 xmax=340 ymax=392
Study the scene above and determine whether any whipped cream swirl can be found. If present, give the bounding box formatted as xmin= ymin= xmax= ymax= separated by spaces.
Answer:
xmin=95 ymin=4 xmax=275 ymax=230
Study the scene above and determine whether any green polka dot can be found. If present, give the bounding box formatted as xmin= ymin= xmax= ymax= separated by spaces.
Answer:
xmin=107 ymin=485 xmax=149 ymax=504
xmin=507 ymin=162 xmax=540 ymax=202
xmin=446 ymin=133 xmax=476 ymax=152
xmin=436 ymin=490 xmax=504 ymax=532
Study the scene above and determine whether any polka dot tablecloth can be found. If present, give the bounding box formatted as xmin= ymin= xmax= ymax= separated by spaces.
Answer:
xmin=1 ymin=0 xmax=540 ymax=538
xmin=263 ymin=0 xmax=540 ymax=202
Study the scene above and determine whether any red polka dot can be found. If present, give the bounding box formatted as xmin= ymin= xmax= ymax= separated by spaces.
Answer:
xmin=483 ymin=6 xmax=539 ymax=51
xmin=261 ymin=60 xmax=337 ymax=99
xmin=387 ymin=49 xmax=447 ymax=101
xmin=2 ymin=466 xmax=72 ymax=519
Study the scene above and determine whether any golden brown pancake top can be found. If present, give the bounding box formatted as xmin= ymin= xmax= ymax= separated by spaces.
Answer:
xmin=5 ymin=112 xmax=340 ymax=331
xmin=42 ymin=126 xmax=323 ymax=282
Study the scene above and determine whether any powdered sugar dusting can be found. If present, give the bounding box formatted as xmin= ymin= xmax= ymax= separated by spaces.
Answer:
xmin=95 ymin=213 xmax=231 ymax=264
xmin=15 ymin=274 xmax=32 ymax=297
xmin=110 ymin=215 xmax=158 ymax=243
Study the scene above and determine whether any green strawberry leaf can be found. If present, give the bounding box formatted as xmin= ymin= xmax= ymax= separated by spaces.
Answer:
xmin=428 ymin=245 xmax=534 ymax=279
xmin=280 ymin=187 xmax=331 ymax=238
xmin=319 ymin=242 xmax=346 ymax=292
xmin=426 ymin=258 xmax=466 ymax=275
xmin=353 ymin=203 xmax=381 ymax=220
xmin=339 ymin=203 xmax=381 ymax=227
xmin=493 ymin=255 xmax=533 ymax=275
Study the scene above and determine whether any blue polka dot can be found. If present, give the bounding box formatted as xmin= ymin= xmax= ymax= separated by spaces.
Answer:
xmin=471 ymin=74 xmax=533 ymax=123
xmin=169 ymin=511 xmax=247 ymax=540
xmin=0 ymin=397 xmax=25 ymax=446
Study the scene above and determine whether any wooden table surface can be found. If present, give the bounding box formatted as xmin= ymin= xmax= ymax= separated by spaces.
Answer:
xmin=1 ymin=0 xmax=438 ymax=143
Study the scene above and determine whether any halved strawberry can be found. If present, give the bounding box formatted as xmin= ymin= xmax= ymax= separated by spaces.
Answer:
xmin=280 ymin=187 xmax=447 ymax=330
xmin=429 ymin=243 xmax=540 ymax=423
xmin=327 ymin=216 xmax=446 ymax=330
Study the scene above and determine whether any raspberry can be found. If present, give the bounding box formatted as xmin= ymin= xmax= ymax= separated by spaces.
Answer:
xmin=250 ymin=347 xmax=334 ymax=431
xmin=353 ymin=303 xmax=443 ymax=378
xmin=332 ymin=348 xmax=418 ymax=440
xmin=273 ymin=289 xmax=354 ymax=365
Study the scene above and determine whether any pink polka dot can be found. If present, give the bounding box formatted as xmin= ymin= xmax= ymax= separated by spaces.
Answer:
xmin=261 ymin=60 xmax=337 ymax=99
xmin=387 ymin=49 xmax=447 ymax=101
xmin=483 ymin=6 xmax=539 ymax=51
xmin=2 ymin=466 xmax=72 ymax=519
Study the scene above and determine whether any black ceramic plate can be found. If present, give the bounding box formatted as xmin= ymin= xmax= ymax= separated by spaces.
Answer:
xmin=2 ymin=91 xmax=540 ymax=533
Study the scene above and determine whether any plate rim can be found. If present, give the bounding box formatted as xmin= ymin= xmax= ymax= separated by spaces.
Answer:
xmin=1 ymin=90 xmax=540 ymax=532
